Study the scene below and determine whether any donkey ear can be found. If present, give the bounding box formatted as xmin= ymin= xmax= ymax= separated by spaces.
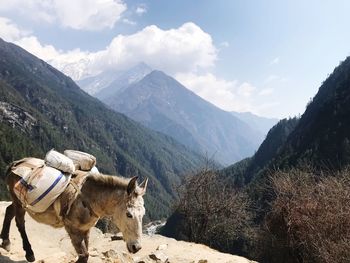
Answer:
xmin=127 ymin=176 xmax=138 ymax=195
xmin=138 ymin=177 xmax=148 ymax=196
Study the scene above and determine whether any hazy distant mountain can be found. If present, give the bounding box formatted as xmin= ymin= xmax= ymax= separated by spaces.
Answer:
xmin=77 ymin=62 xmax=152 ymax=98
xmin=101 ymin=70 xmax=264 ymax=164
xmin=230 ymin=111 xmax=278 ymax=135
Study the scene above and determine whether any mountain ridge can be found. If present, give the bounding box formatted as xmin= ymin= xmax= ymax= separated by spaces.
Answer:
xmin=95 ymin=69 xmax=264 ymax=164
xmin=0 ymin=38 xmax=203 ymax=219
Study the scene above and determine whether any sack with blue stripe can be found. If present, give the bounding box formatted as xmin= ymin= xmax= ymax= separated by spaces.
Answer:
xmin=12 ymin=151 xmax=73 ymax=213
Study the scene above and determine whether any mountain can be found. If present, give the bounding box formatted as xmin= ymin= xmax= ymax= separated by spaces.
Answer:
xmin=230 ymin=111 xmax=279 ymax=135
xmin=96 ymin=70 xmax=264 ymax=165
xmin=0 ymin=38 xmax=204 ymax=220
xmin=77 ymin=62 xmax=152 ymax=98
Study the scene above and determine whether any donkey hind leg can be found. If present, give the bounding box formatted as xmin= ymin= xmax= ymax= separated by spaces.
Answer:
xmin=84 ymin=229 xmax=90 ymax=250
xmin=14 ymin=205 xmax=35 ymax=262
xmin=66 ymin=227 xmax=89 ymax=263
xmin=0 ymin=203 xmax=15 ymax=251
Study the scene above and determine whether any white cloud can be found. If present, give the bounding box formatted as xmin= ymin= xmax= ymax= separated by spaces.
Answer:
xmin=3 ymin=20 xmax=217 ymax=80
xmin=220 ymin=41 xmax=230 ymax=48
xmin=53 ymin=0 xmax=127 ymax=30
xmin=238 ymin=82 xmax=256 ymax=97
xmin=270 ymin=57 xmax=280 ymax=65
xmin=176 ymin=72 xmax=257 ymax=112
xmin=0 ymin=0 xmax=127 ymax=30
xmin=136 ymin=5 xmax=147 ymax=15
xmin=88 ymin=22 xmax=217 ymax=75
xmin=122 ymin=18 xmax=136 ymax=25
xmin=0 ymin=17 xmax=29 ymax=41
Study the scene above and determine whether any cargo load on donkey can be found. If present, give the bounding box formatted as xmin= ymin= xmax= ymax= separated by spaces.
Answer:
xmin=11 ymin=149 xmax=98 ymax=213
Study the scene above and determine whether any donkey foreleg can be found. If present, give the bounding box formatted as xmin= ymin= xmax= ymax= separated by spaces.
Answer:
xmin=66 ymin=227 xmax=90 ymax=263
xmin=0 ymin=203 xmax=15 ymax=251
xmin=14 ymin=206 xmax=35 ymax=262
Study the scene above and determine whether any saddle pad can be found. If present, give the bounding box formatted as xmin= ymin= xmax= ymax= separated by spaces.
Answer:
xmin=14 ymin=165 xmax=71 ymax=213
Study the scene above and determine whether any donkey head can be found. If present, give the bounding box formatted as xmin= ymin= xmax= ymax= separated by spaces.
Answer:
xmin=112 ymin=176 xmax=148 ymax=253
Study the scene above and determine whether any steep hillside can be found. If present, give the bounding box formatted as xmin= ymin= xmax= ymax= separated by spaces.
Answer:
xmin=274 ymin=58 xmax=350 ymax=169
xmin=100 ymin=70 xmax=264 ymax=164
xmin=0 ymin=38 xmax=203 ymax=219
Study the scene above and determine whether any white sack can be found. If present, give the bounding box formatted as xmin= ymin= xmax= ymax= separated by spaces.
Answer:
xmin=45 ymin=149 xmax=75 ymax=174
xmin=64 ymin=150 xmax=96 ymax=171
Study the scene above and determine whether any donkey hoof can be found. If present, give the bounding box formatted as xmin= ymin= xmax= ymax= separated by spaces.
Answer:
xmin=25 ymin=253 xmax=35 ymax=262
xmin=75 ymin=255 xmax=88 ymax=263
xmin=1 ymin=240 xmax=11 ymax=251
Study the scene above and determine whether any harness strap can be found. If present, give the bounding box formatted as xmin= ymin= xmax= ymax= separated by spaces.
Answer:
xmin=60 ymin=173 xmax=98 ymax=218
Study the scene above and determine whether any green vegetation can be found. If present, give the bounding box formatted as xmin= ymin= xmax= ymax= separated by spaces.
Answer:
xmin=0 ymin=38 xmax=203 ymax=220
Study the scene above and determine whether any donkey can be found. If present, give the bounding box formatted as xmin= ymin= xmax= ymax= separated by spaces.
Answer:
xmin=0 ymin=162 xmax=148 ymax=263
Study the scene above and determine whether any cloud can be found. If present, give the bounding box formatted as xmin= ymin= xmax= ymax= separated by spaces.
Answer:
xmin=136 ymin=5 xmax=147 ymax=15
xmin=87 ymin=22 xmax=217 ymax=75
xmin=0 ymin=17 xmax=29 ymax=41
xmin=122 ymin=18 xmax=137 ymax=26
xmin=2 ymin=20 xmax=217 ymax=80
xmin=53 ymin=0 xmax=127 ymax=30
xmin=12 ymin=35 xmax=92 ymax=79
xmin=238 ymin=82 xmax=256 ymax=97
xmin=0 ymin=0 xmax=127 ymax=30
xmin=220 ymin=41 xmax=230 ymax=48
xmin=176 ymin=72 xmax=257 ymax=112
xmin=270 ymin=57 xmax=280 ymax=65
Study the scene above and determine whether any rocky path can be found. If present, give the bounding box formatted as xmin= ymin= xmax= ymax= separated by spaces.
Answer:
xmin=0 ymin=202 xmax=256 ymax=263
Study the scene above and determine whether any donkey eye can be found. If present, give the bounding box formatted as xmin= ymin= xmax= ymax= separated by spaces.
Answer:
xmin=126 ymin=212 xmax=133 ymax=218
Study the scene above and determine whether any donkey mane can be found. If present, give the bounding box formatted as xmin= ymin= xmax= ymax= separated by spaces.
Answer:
xmin=87 ymin=173 xmax=130 ymax=190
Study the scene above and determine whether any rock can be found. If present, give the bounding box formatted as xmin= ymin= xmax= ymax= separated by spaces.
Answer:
xmin=136 ymin=256 xmax=155 ymax=263
xmin=156 ymin=244 xmax=168 ymax=250
xmin=198 ymin=260 xmax=208 ymax=263
xmin=111 ymin=235 xmax=124 ymax=241
xmin=149 ymin=251 xmax=169 ymax=262
xmin=103 ymin=249 xmax=118 ymax=258
xmin=101 ymin=250 xmax=133 ymax=263
xmin=89 ymin=250 xmax=99 ymax=257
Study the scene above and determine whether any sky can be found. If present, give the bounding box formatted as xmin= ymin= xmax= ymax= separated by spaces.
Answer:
xmin=0 ymin=0 xmax=349 ymax=118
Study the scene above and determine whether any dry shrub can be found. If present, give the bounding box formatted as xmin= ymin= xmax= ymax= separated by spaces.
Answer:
xmin=263 ymin=168 xmax=350 ymax=263
xmin=176 ymin=167 xmax=256 ymax=254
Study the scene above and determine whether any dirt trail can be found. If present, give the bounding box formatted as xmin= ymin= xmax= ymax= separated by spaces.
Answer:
xmin=0 ymin=202 xmax=256 ymax=263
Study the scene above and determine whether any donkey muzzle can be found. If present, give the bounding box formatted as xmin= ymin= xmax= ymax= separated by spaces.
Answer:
xmin=127 ymin=242 xmax=141 ymax=253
